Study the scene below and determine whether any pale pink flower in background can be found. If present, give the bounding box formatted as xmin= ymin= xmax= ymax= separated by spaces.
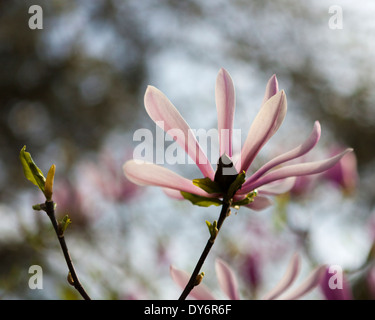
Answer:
xmin=53 ymin=179 xmax=92 ymax=227
xmin=323 ymin=146 xmax=358 ymax=195
xmin=241 ymin=252 xmax=262 ymax=296
xmin=88 ymin=150 xmax=139 ymax=203
xmin=123 ymin=68 xmax=352 ymax=210
xmin=170 ymin=253 xmax=326 ymax=300
xmin=286 ymin=145 xmax=358 ymax=199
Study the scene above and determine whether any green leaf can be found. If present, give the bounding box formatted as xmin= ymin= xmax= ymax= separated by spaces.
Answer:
xmin=19 ymin=146 xmax=46 ymax=192
xmin=181 ymin=191 xmax=222 ymax=207
xmin=192 ymin=177 xmax=222 ymax=194
xmin=232 ymin=190 xmax=258 ymax=206
xmin=226 ymin=171 xmax=246 ymax=199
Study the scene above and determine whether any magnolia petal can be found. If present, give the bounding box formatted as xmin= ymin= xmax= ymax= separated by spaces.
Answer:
xmin=262 ymin=74 xmax=279 ymax=105
xmin=257 ymin=177 xmax=297 ymax=195
xmin=241 ymin=148 xmax=353 ymax=193
xmin=144 ymin=86 xmax=215 ymax=180
xmin=262 ymin=253 xmax=301 ymax=300
xmin=215 ymin=259 xmax=240 ymax=300
xmin=170 ymin=265 xmax=216 ymax=300
xmin=236 ymin=90 xmax=287 ymax=174
xmin=123 ymin=160 xmax=215 ymax=197
xmin=216 ymin=68 xmax=236 ymax=157
xmin=243 ymin=121 xmax=321 ymax=187
xmin=243 ymin=196 xmax=273 ymax=211
xmin=163 ymin=188 xmax=185 ymax=200
xmin=278 ymin=265 xmax=326 ymax=300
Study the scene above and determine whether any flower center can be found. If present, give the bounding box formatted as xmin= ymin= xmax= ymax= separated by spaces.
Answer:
xmin=214 ymin=154 xmax=238 ymax=192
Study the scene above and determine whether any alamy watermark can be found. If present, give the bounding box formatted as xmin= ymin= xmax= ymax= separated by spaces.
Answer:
xmin=28 ymin=265 xmax=43 ymax=290
xmin=328 ymin=5 xmax=343 ymax=30
xmin=28 ymin=5 xmax=43 ymax=30
xmin=327 ymin=265 xmax=344 ymax=290
xmin=132 ymin=121 xmax=242 ymax=168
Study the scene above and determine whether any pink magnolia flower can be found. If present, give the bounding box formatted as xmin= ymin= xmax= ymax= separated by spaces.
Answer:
xmin=170 ymin=253 xmax=326 ymax=300
xmin=123 ymin=68 xmax=352 ymax=209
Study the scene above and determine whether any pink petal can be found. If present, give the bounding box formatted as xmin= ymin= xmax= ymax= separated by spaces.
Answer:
xmin=123 ymin=160 xmax=216 ymax=197
xmin=215 ymin=259 xmax=240 ymax=300
xmin=235 ymin=90 xmax=287 ymax=174
xmin=257 ymin=177 xmax=297 ymax=195
xmin=243 ymin=121 xmax=321 ymax=187
xmin=144 ymin=86 xmax=215 ymax=180
xmin=216 ymin=68 xmax=236 ymax=157
xmin=262 ymin=253 xmax=301 ymax=300
xmin=170 ymin=265 xmax=216 ymax=300
xmin=262 ymin=74 xmax=279 ymax=105
xmin=279 ymin=265 xmax=326 ymax=300
xmin=163 ymin=188 xmax=185 ymax=200
xmin=241 ymin=148 xmax=353 ymax=194
xmin=243 ymin=196 xmax=273 ymax=211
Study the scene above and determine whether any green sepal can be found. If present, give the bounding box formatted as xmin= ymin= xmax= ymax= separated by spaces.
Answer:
xmin=192 ymin=177 xmax=222 ymax=194
xmin=19 ymin=146 xmax=46 ymax=193
xmin=32 ymin=203 xmax=43 ymax=211
xmin=232 ymin=189 xmax=258 ymax=206
xmin=226 ymin=171 xmax=246 ymax=199
xmin=181 ymin=191 xmax=223 ymax=207
xmin=206 ymin=220 xmax=218 ymax=240
xmin=58 ymin=215 xmax=72 ymax=236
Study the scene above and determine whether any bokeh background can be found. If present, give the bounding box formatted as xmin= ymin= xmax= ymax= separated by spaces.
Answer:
xmin=1 ymin=0 xmax=374 ymax=299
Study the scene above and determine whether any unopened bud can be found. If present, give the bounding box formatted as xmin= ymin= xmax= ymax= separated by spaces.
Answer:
xmin=44 ymin=164 xmax=56 ymax=201
xmin=32 ymin=203 xmax=43 ymax=211
xmin=194 ymin=272 xmax=205 ymax=286
xmin=206 ymin=220 xmax=218 ymax=242
xmin=67 ymin=272 xmax=75 ymax=286
xmin=58 ymin=215 xmax=72 ymax=237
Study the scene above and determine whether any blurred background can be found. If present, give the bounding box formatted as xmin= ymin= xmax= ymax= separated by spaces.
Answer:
xmin=1 ymin=0 xmax=374 ymax=299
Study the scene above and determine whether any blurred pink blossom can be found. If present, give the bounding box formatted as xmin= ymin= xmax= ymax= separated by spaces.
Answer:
xmin=241 ymin=252 xmax=262 ymax=295
xmin=323 ymin=146 xmax=358 ymax=195
xmin=288 ymin=146 xmax=358 ymax=198
xmin=53 ymin=178 xmax=92 ymax=227
xmin=170 ymin=253 xmax=325 ymax=300
xmin=85 ymin=149 xmax=139 ymax=203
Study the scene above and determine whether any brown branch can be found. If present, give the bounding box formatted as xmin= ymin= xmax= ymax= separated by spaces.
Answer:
xmin=43 ymin=200 xmax=91 ymax=300
xmin=178 ymin=200 xmax=231 ymax=300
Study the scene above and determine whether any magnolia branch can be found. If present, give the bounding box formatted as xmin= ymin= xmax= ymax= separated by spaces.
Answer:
xmin=178 ymin=200 xmax=231 ymax=300
xmin=42 ymin=200 xmax=91 ymax=300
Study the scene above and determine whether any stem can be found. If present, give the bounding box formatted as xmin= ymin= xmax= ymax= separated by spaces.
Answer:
xmin=178 ymin=200 xmax=231 ymax=300
xmin=44 ymin=200 xmax=91 ymax=300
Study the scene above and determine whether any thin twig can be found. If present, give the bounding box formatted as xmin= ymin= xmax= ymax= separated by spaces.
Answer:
xmin=179 ymin=200 xmax=231 ymax=300
xmin=44 ymin=200 xmax=91 ymax=300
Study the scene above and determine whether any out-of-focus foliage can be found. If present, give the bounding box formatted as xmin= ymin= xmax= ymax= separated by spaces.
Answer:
xmin=1 ymin=0 xmax=374 ymax=299
xmin=0 ymin=0 xmax=150 ymax=200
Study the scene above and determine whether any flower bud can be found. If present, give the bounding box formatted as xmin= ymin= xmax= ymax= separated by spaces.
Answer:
xmin=44 ymin=164 xmax=56 ymax=201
